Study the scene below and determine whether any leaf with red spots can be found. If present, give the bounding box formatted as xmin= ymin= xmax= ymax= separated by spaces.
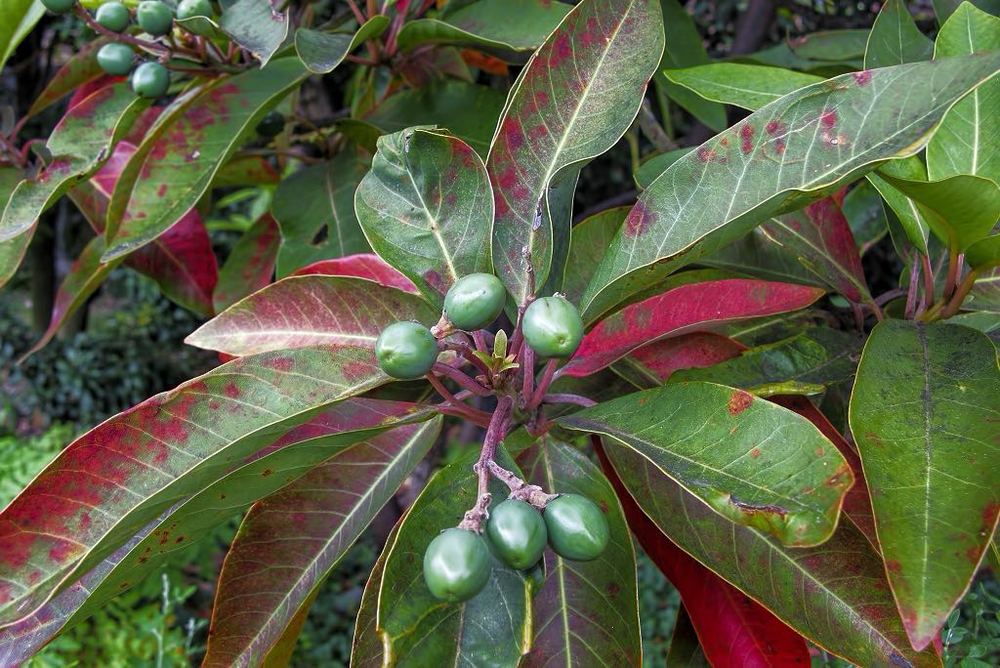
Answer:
xmin=366 ymin=447 xmax=531 ymax=664
xmin=355 ymin=128 xmax=494 ymax=307
xmin=927 ymin=4 xmax=1000 ymax=185
xmin=395 ymin=0 xmax=572 ymax=63
xmin=486 ymin=0 xmax=664 ymax=303
xmin=849 ymin=320 xmax=1000 ymax=650
xmin=559 ymin=381 xmax=852 ymax=547
xmin=212 ymin=213 xmax=280 ymax=313
xmin=0 ymin=345 xmax=388 ymax=628
xmin=581 ymin=53 xmax=1000 ymax=322
xmin=186 ymin=275 xmax=437 ymax=357
xmin=203 ymin=415 xmax=440 ymax=666
xmin=597 ymin=442 xmax=936 ymax=667
xmin=104 ymin=58 xmax=309 ymax=261
xmin=514 ymin=435 xmax=640 ymax=666
xmin=290 ymin=253 xmax=418 ymax=293
xmin=0 ymin=84 xmax=146 ymax=287
xmin=0 ymin=400 xmax=429 ymax=661
xmin=595 ymin=441 xmax=810 ymax=668
xmin=671 ymin=327 xmax=862 ymax=398
xmin=611 ymin=332 xmax=745 ymax=389
xmin=560 ymin=279 xmax=824 ymax=378
xmin=69 ymin=141 xmax=218 ymax=316
xmin=272 ymin=151 xmax=372 ymax=277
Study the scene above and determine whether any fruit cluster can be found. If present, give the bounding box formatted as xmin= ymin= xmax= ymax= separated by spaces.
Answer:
xmin=425 ymin=494 xmax=609 ymax=602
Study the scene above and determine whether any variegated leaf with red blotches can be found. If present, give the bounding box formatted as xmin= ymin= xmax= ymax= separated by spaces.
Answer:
xmin=612 ymin=332 xmax=746 ymax=389
xmin=213 ymin=214 xmax=281 ymax=313
xmin=290 ymin=252 xmax=418 ymax=293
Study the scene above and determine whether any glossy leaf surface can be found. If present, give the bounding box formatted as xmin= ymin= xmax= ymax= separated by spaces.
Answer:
xmin=516 ymin=437 xmax=640 ymax=666
xmin=863 ymin=0 xmax=933 ymax=69
xmin=204 ymin=416 xmax=441 ymax=666
xmin=560 ymin=206 xmax=628 ymax=305
xmin=0 ymin=0 xmax=43 ymax=72
xmin=0 ymin=345 xmax=387 ymax=627
xmin=105 ymin=58 xmax=308 ymax=260
xmin=290 ymin=253 xmax=417 ymax=293
xmin=602 ymin=444 xmax=935 ymax=667
xmin=850 ymin=320 xmax=1000 ymax=650
xmin=487 ymin=0 xmax=664 ymax=303
xmin=563 ymin=279 xmax=824 ymax=377
xmin=355 ymin=128 xmax=493 ymax=307
xmin=560 ymin=382 xmax=852 ymax=546
xmin=662 ymin=63 xmax=822 ymax=110
xmin=218 ymin=0 xmax=289 ymax=65
xmin=187 ymin=275 xmax=436 ymax=357
xmin=294 ymin=17 xmax=389 ymax=74
xmin=581 ymin=53 xmax=1000 ymax=322
xmin=213 ymin=213 xmax=280 ymax=313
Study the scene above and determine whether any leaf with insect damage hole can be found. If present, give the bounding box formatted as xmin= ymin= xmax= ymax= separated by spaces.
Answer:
xmin=355 ymin=127 xmax=493 ymax=308
xmin=581 ymin=53 xmax=1000 ymax=323
xmin=559 ymin=382 xmax=852 ymax=547
xmin=487 ymin=0 xmax=664 ymax=304
xmin=0 ymin=345 xmax=388 ymax=629
xmin=849 ymin=320 xmax=1000 ymax=651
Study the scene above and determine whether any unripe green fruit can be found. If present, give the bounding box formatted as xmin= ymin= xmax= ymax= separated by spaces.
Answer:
xmin=423 ymin=528 xmax=491 ymax=602
xmin=255 ymin=110 xmax=284 ymax=138
xmin=544 ymin=494 xmax=609 ymax=561
xmin=443 ymin=273 xmax=506 ymax=331
xmin=130 ymin=61 xmax=170 ymax=98
xmin=41 ymin=0 xmax=76 ymax=13
xmin=136 ymin=0 xmax=174 ymax=36
xmin=522 ymin=295 xmax=584 ymax=358
xmin=176 ymin=0 xmax=214 ymax=20
xmin=95 ymin=2 xmax=130 ymax=32
xmin=96 ymin=43 xmax=135 ymax=75
xmin=486 ymin=499 xmax=547 ymax=569
xmin=375 ymin=321 xmax=438 ymax=379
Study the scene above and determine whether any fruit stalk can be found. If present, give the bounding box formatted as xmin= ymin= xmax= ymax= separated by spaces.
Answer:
xmin=425 ymin=374 xmax=491 ymax=427
xmin=431 ymin=363 xmax=492 ymax=397
xmin=73 ymin=4 xmax=169 ymax=56
xmin=527 ymin=359 xmax=559 ymax=410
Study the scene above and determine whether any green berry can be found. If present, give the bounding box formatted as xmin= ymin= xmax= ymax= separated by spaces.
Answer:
xmin=423 ymin=528 xmax=491 ymax=602
xmin=95 ymin=2 xmax=130 ymax=32
xmin=375 ymin=321 xmax=438 ymax=380
xmin=130 ymin=61 xmax=170 ymax=98
xmin=255 ymin=111 xmax=285 ymax=138
xmin=176 ymin=0 xmax=214 ymax=20
xmin=41 ymin=0 xmax=76 ymax=14
xmin=96 ymin=43 xmax=135 ymax=76
xmin=544 ymin=494 xmax=609 ymax=561
xmin=522 ymin=295 xmax=584 ymax=358
xmin=136 ymin=0 xmax=174 ymax=36
xmin=486 ymin=499 xmax=547 ymax=569
xmin=443 ymin=273 xmax=507 ymax=331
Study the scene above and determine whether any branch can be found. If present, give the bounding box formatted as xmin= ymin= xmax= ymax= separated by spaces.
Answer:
xmin=486 ymin=460 xmax=557 ymax=509
xmin=432 ymin=362 xmax=492 ymax=397
xmin=458 ymin=396 xmax=513 ymax=532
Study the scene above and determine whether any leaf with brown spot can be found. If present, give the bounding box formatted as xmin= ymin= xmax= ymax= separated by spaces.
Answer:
xmin=559 ymin=381 xmax=852 ymax=547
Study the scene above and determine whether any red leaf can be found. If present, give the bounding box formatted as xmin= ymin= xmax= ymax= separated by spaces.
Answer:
xmin=561 ymin=279 xmax=824 ymax=378
xmin=291 ymin=253 xmax=418 ymax=293
xmin=628 ymin=332 xmax=745 ymax=382
xmin=771 ymin=396 xmax=878 ymax=549
xmin=596 ymin=441 xmax=810 ymax=668
xmin=213 ymin=214 xmax=280 ymax=313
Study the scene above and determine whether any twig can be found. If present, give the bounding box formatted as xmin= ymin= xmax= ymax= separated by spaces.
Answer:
xmin=943 ymin=246 xmax=960 ymax=301
xmin=74 ymin=5 xmax=170 ymax=56
xmin=486 ymin=459 xmax=557 ymax=509
xmin=432 ymin=362 xmax=492 ymax=397
xmin=458 ymin=396 xmax=513 ymax=532
xmin=426 ymin=373 xmax=492 ymax=424
xmin=520 ymin=345 xmax=534 ymax=407
xmin=920 ymin=254 xmax=935 ymax=309
xmin=528 ymin=359 xmax=559 ymax=410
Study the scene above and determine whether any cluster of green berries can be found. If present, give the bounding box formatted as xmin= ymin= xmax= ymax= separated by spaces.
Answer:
xmin=41 ymin=0 xmax=218 ymax=99
xmin=424 ymin=494 xmax=610 ymax=602
xmin=375 ymin=272 xmax=585 ymax=379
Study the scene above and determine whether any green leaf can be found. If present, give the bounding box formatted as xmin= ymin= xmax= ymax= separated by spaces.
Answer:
xmin=700 ymin=227 xmax=824 ymax=287
xmin=671 ymin=328 xmax=862 ymax=397
xmin=364 ymin=80 xmax=506 ymax=157
xmin=351 ymin=521 xmax=397 ymax=668
xmin=396 ymin=0 xmax=571 ymax=62
xmin=662 ymin=63 xmax=823 ymax=111
xmin=0 ymin=84 xmax=146 ymax=286
xmin=218 ymin=0 xmax=289 ymax=65
xmin=186 ymin=275 xmax=438 ymax=357
xmin=657 ymin=0 xmax=726 ymax=132
xmin=841 ymin=179 xmax=889 ymax=255
xmin=790 ymin=30 xmax=871 ymax=62
xmin=0 ymin=345 xmax=387 ymax=627
xmin=212 ymin=213 xmax=280 ymax=313
xmin=0 ymin=0 xmax=43 ymax=72
xmin=866 ymin=156 xmax=933 ymax=254
xmin=849 ymin=320 xmax=1000 ymax=650
xmin=969 ymin=267 xmax=1000 ymax=311
xmin=665 ymin=607 xmax=711 ymax=667
xmin=927 ymin=3 xmax=1000 ymax=185
xmin=559 ymin=382 xmax=852 ymax=546
xmin=633 ymin=147 xmax=690 ymax=190
xmin=602 ymin=444 xmax=938 ymax=667
xmin=560 ymin=206 xmax=628 ymax=305
xmin=580 ymin=53 xmax=1000 ymax=323
xmin=104 ymin=58 xmax=309 ymax=261
xmin=294 ymin=16 xmax=389 ymax=74
xmin=0 ymin=167 xmax=27 ymax=289
xmin=487 ymin=0 xmax=664 ymax=303
xmin=374 ymin=447 xmax=531 ymax=664
xmin=272 ymin=152 xmax=371 ymax=278
xmin=203 ymin=416 xmax=441 ymax=666
xmin=967 ymin=234 xmax=1000 ymax=269
xmin=26 ymin=39 xmax=107 ymax=118
xmin=932 ymin=0 xmax=1000 ymax=30
xmin=863 ymin=0 xmax=934 ymax=69
xmin=355 ymin=128 xmax=493 ymax=307
xmin=516 ymin=437 xmax=641 ymax=665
